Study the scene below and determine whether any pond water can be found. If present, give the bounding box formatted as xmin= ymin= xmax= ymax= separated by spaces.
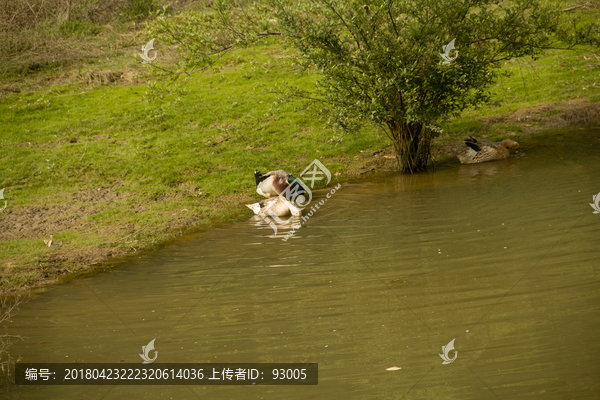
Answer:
xmin=3 ymin=128 xmax=600 ymax=399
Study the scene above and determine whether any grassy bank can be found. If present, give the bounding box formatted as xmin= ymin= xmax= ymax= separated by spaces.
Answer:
xmin=1 ymin=2 xmax=600 ymax=294
xmin=0 ymin=41 xmax=396 ymax=293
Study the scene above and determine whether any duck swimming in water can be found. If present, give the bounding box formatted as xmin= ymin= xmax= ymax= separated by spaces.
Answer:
xmin=446 ymin=136 xmax=520 ymax=164
xmin=246 ymin=196 xmax=302 ymax=217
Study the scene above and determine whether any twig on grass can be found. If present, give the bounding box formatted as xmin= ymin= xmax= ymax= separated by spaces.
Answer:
xmin=79 ymin=140 xmax=88 ymax=161
xmin=111 ymin=225 xmax=148 ymax=244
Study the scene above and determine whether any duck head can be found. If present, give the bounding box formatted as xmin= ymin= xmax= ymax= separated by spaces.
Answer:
xmin=500 ymin=139 xmax=520 ymax=150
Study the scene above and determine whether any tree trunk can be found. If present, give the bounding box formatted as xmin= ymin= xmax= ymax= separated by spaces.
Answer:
xmin=388 ymin=120 xmax=431 ymax=173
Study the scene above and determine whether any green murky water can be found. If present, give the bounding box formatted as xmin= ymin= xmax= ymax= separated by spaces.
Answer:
xmin=3 ymin=128 xmax=600 ymax=399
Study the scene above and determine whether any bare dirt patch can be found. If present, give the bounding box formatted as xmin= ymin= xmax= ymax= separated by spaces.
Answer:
xmin=485 ymin=100 xmax=600 ymax=132
xmin=36 ymin=246 xmax=125 ymax=284
xmin=0 ymin=185 xmax=143 ymax=293
xmin=0 ymin=186 xmax=134 ymax=241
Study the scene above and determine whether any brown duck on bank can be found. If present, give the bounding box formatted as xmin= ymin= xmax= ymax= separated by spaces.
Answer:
xmin=446 ymin=136 xmax=520 ymax=164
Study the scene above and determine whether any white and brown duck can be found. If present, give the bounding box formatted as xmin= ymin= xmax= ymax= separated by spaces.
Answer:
xmin=250 ymin=170 xmax=306 ymax=217
xmin=254 ymin=170 xmax=302 ymax=198
xmin=246 ymin=196 xmax=302 ymax=217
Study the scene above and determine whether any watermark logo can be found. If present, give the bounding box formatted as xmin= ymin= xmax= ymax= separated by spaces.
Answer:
xmin=440 ymin=38 xmax=458 ymax=64
xmin=139 ymin=339 xmax=158 ymax=364
xmin=590 ymin=192 xmax=600 ymax=214
xmin=139 ymin=39 xmax=157 ymax=64
xmin=280 ymin=177 xmax=312 ymax=209
xmin=439 ymin=338 xmax=457 ymax=364
xmin=299 ymin=159 xmax=331 ymax=188
xmin=0 ymin=188 xmax=7 ymax=212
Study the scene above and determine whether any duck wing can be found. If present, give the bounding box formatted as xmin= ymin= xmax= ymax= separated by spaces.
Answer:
xmin=254 ymin=171 xmax=278 ymax=197
xmin=279 ymin=196 xmax=302 ymax=217
xmin=465 ymin=141 xmax=481 ymax=152
xmin=264 ymin=170 xmax=293 ymax=194
xmin=246 ymin=202 xmax=262 ymax=214
xmin=464 ymin=136 xmax=482 ymax=152
xmin=246 ymin=198 xmax=278 ymax=215
xmin=265 ymin=170 xmax=291 ymax=182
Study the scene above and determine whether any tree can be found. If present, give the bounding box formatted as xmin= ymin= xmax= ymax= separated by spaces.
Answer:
xmin=146 ymin=0 xmax=595 ymax=173
xmin=272 ymin=0 xmax=573 ymax=172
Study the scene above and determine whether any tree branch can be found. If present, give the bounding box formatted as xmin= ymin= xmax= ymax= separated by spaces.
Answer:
xmin=257 ymin=31 xmax=282 ymax=36
xmin=386 ymin=1 xmax=400 ymax=38
xmin=320 ymin=0 xmax=364 ymax=50
xmin=562 ymin=1 xmax=594 ymax=12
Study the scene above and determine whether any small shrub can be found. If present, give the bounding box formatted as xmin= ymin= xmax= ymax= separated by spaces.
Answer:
xmin=121 ymin=0 xmax=160 ymax=22
xmin=0 ymin=295 xmax=26 ymax=386
xmin=59 ymin=19 xmax=100 ymax=36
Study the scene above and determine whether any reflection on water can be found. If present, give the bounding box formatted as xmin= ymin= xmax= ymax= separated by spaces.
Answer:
xmin=3 ymin=128 xmax=600 ymax=399
xmin=249 ymin=214 xmax=302 ymax=239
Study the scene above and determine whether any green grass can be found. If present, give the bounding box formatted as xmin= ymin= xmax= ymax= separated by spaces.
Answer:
xmin=439 ymin=49 xmax=600 ymax=137
xmin=0 ymin=41 xmax=388 ymax=292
